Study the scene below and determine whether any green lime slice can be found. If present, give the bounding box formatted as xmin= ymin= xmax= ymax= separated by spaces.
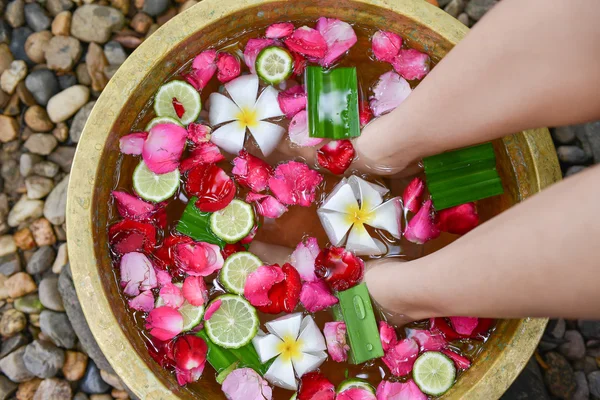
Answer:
xmin=132 ymin=161 xmax=180 ymax=203
xmin=154 ymin=283 xmax=204 ymax=331
xmin=204 ymin=294 xmax=259 ymax=349
xmin=145 ymin=116 xmax=183 ymax=131
xmin=337 ymin=378 xmax=375 ymax=394
xmin=289 ymin=394 xmax=297 ymax=400
xmin=412 ymin=351 xmax=456 ymax=396
xmin=219 ymin=252 xmax=263 ymax=295
xmin=256 ymin=46 xmax=293 ymax=85
xmin=153 ymin=80 xmax=201 ymax=125
xmin=210 ymin=199 xmax=255 ymax=244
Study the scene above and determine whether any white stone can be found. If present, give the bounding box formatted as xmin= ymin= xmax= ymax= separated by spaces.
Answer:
xmin=0 ymin=235 xmax=16 ymax=257
xmin=51 ymin=243 xmax=68 ymax=274
xmin=0 ymin=60 xmax=27 ymax=94
xmin=7 ymin=196 xmax=44 ymax=228
xmin=46 ymin=85 xmax=90 ymax=123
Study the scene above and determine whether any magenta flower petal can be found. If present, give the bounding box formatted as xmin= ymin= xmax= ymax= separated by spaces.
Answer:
xmin=441 ymin=349 xmax=472 ymax=370
xmin=246 ymin=192 xmax=288 ymax=219
xmin=288 ymin=110 xmax=323 ymax=148
xmin=315 ymin=17 xmax=358 ymax=67
xmin=146 ymin=306 xmax=184 ymax=341
xmin=449 ymin=317 xmax=479 ymax=336
xmin=372 ymin=31 xmax=403 ymax=62
xmin=142 ymin=123 xmax=188 ymax=174
xmin=112 ymin=191 xmax=156 ymax=220
xmin=187 ymin=123 xmax=211 ymax=146
xmin=265 ymin=22 xmax=295 ymax=39
xmin=128 ymin=290 xmax=155 ymax=312
xmin=119 ymin=132 xmax=147 ymax=155
xmin=402 ymin=178 xmax=425 ymax=214
xmin=338 ymin=388 xmax=377 ymax=400
xmin=382 ymin=338 xmax=419 ymax=377
xmin=160 ymin=282 xmax=184 ymax=308
xmin=216 ymin=53 xmax=242 ymax=83
xmin=232 ymin=151 xmax=274 ymax=193
xmin=376 ymin=380 xmax=427 ymax=400
xmin=173 ymin=335 xmax=208 ymax=385
xmin=184 ymin=50 xmax=218 ymax=90
xmin=243 ymin=38 xmax=276 ymax=74
xmin=155 ymin=269 xmax=172 ymax=287
xmin=404 ymin=199 xmax=440 ymax=244
xmin=369 ymin=71 xmax=412 ymax=117
xmin=182 ymin=276 xmax=208 ymax=307
xmin=406 ymin=329 xmax=447 ymax=352
xmin=204 ymin=299 xmax=222 ymax=321
xmin=120 ymin=252 xmax=157 ymax=297
xmin=174 ymin=241 xmax=225 ymax=277
xmin=392 ymin=48 xmax=431 ymax=81
xmin=179 ymin=142 xmax=225 ymax=173
xmin=379 ymin=321 xmax=398 ymax=352
xmin=437 ymin=203 xmax=479 ymax=235
xmin=243 ymin=265 xmax=285 ymax=307
xmin=277 ymin=85 xmax=307 ymax=119
xmin=284 ymin=26 xmax=328 ymax=59
xmin=300 ymin=280 xmax=338 ymax=313
xmin=222 ymin=368 xmax=273 ymax=400
xmin=290 ymin=236 xmax=320 ymax=282
xmin=268 ymin=161 xmax=323 ymax=207
xmin=323 ymin=321 xmax=349 ymax=363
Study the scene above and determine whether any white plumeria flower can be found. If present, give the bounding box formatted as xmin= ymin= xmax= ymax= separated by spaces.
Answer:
xmin=209 ymin=74 xmax=285 ymax=156
xmin=317 ymin=176 xmax=401 ymax=255
xmin=252 ymin=313 xmax=327 ymax=391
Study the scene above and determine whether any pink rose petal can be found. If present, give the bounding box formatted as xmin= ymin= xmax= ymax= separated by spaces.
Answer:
xmin=323 ymin=322 xmax=349 ymax=363
xmin=160 ymin=282 xmax=185 ymax=308
xmin=290 ymin=236 xmax=320 ymax=282
xmin=179 ymin=142 xmax=225 ymax=172
xmin=142 ymin=123 xmax=188 ymax=174
xmin=222 ymin=368 xmax=273 ymax=400
xmin=244 ymin=38 xmax=276 ymax=74
xmin=338 ymin=388 xmax=377 ymax=400
xmin=187 ymin=123 xmax=211 ymax=146
xmin=112 ymin=191 xmax=156 ymax=221
xmin=174 ymin=241 xmax=224 ymax=277
xmin=173 ymin=335 xmax=208 ymax=385
xmin=232 ymin=151 xmax=274 ymax=193
xmin=204 ymin=299 xmax=222 ymax=321
xmin=268 ymin=161 xmax=323 ymax=207
xmin=128 ymin=290 xmax=155 ymax=312
xmin=145 ymin=306 xmax=183 ymax=341
xmin=404 ymin=199 xmax=440 ymax=244
xmin=284 ymin=26 xmax=327 ymax=59
xmin=300 ymin=280 xmax=338 ymax=313
xmin=392 ymin=48 xmax=430 ymax=81
xmin=245 ymin=192 xmax=288 ymax=219
xmin=288 ymin=110 xmax=323 ymax=147
xmin=155 ymin=269 xmax=172 ymax=286
xmin=403 ymin=177 xmax=425 ymax=214
xmin=315 ymin=17 xmax=358 ymax=67
xmin=376 ymin=380 xmax=427 ymax=400
xmin=216 ymin=53 xmax=242 ymax=83
xmin=382 ymin=338 xmax=419 ymax=377
xmin=265 ymin=22 xmax=295 ymax=39
xmin=119 ymin=132 xmax=147 ymax=155
xmin=369 ymin=71 xmax=412 ymax=117
xmin=379 ymin=321 xmax=398 ymax=352
xmin=442 ymin=349 xmax=472 ymax=370
xmin=184 ymin=50 xmax=218 ymax=90
xmin=449 ymin=317 xmax=479 ymax=336
xmin=243 ymin=265 xmax=285 ymax=307
xmin=120 ymin=252 xmax=158 ymax=297
xmin=372 ymin=31 xmax=403 ymax=62
xmin=406 ymin=329 xmax=447 ymax=352
xmin=182 ymin=276 xmax=208 ymax=307
xmin=277 ymin=85 xmax=306 ymax=119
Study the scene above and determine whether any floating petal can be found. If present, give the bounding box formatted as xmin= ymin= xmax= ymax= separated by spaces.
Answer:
xmin=316 ymin=18 xmax=358 ymax=67
xmin=222 ymin=367 xmax=273 ymax=400
xmin=185 ymin=164 xmax=236 ymax=212
xmin=120 ymin=252 xmax=157 ymax=297
xmin=284 ymin=26 xmax=328 ymax=59
xmin=210 ymin=121 xmax=247 ymax=155
xmin=226 ymin=74 xmax=259 ymax=111
xmin=298 ymin=372 xmax=335 ymax=400
xmin=338 ymin=388 xmax=377 ymax=400
xmin=346 ymin=223 xmax=383 ymax=256
xmin=323 ymin=321 xmax=349 ymax=363
xmin=145 ymin=306 xmax=183 ymax=341
xmin=264 ymin=353 xmax=297 ymax=391
xmin=265 ymin=313 xmax=303 ymax=340
xmin=382 ymin=338 xmax=419 ymax=377
xmin=252 ymin=331 xmax=284 ymax=363
xmin=319 ymin=181 xmax=357 ymax=213
xmin=437 ymin=203 xmax=479 ymax=235
xmin=392 ymin=49 xmax=430 ymax=81
xmin=173 ymin=335 xmax=208 ymax=385
xmin=441 ymin=349 xmax=471 ymax=370
xmin=204 ymin=299 xmax=222 ymax=321
xmin=254 ymin=86 xmax=284 ymax=121
xmin=406 ymin=329 xmax=447 ymax=352
xmin=403 ymin=178 xmax=425 ymax=214
xmin=246 ymin=193 xmax=288 ymax=219
xmin=266 ymin=22 xmax=295 ymax=39
xmin=368 ymin=197 xmax=402 ymax=238
xmin=179 ymin=142 xmax=225 ymax=172
xmin=232 ymin=150 xmax=273 ymax=193
xmin=278 ymin=85 xmax=307 ymax=119
xmin=317 ymin=140 xmax=355 ymax=175
xmin=290 ymin=237 xmax=320 ymax=282
xmin=112 ymin=191 xmax=156 ymax=221
xmin=174 ymin=241 xmax=224 ymax=276
xmin=449 ymin=317 xmax=479 ymax=336
xmin=317 ymin=209 xmax=352 ymax=246
xmin=314 ymin=246 xmax=364 ymax=292
xmin=288 ymin=110 xmax=323 ymax=147
xmin=292 ymin=351 xmax=327 ymax=378
xmin=187 ymin=123 xmax=211 ymax=145
xmin=160 ymin=282 xmax=184 ymax=308
xmin=142 ymin=123 xmax=188 ymax=174
xmin=404 ymin=199 xmax=440 ymax=244
xmin=348 ymin=175 xmax=384 ymax=211
xmin=248 ymin=120 xmax=286 ymax=156
xmin=269 ymin=161 xmax=323 ymax=207
xmin=297 ymin=316 xmax=327 ymax=353
xmin=108 ymin=219 xmax=156 ymax=256
xmin=182 ymin=276 xmax=208 ymax=307
xmin=371 ymin=31 xmax=403 ymax=62
xmin=376 ymin=380 xmax=427 ymax=400
xmin=369 ymin=71 xmax=412 ymax=117
xmin=209 ymin=93 xmax=241 ymax=126
xmin=128 ymin=290 xmax=155 ymax=312
xmin=184 ymin=49 xmax=217 ymax=90
xmin=120 ymin=132 xmax=147 ymax=155
xmin=244 ymin=39 xmax=276 ymax=74
xmin=379 ymin=321 xmax=398 ymax=352
xmin=257 ymin=264 xmax=301 ymax=314
xmin=244 ymin=265 xmax=285 ymax=307
xmin=216 ymin=53 xmax=241 ymax=83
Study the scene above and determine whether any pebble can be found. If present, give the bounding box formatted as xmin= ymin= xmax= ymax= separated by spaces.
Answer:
xmin=39 ymin=310 xmax=76 ymax=349
xmin=29 ymin=218 xmax=56 ymax=246
xmin=110 ymin=0 xmax=129 ymax=14
xmin=5 ymin=272 xmax=36 ymax=298
xmin=57 ymin=73 xmax=77 ymax=89
xmin=89 ymin=395 xmax=111 ymax=400
xmin=103 ymin=41 xmax=126 ymax=65
xmin=86 ymin=43 xmax=108 ymax=92
xmin=23 ymin=340 xmax=64 ymax=378
xmin=156 ymin=7 xmax=176 ymax=25
xmin=552 ymin=126 xmax=576 ymax=145
xmin=1 ymin=60 xmax=27 ymax=94
xmin=0 ymin=236 xmax=16 ymax=257
xmin=111 ymin=389 xmax=128 ymax=400
xmin=0 ymin=346 xmax=34 ymax=382
xmin=0 ymin=375 xmax=18 ymax=400
xmin=579 ymin=320 xmax=600 ymax=340
xmin=6 ymin=0 xmax=25 ymax=28
xmin=1 ymin=159 xmax=24 ymax=197
xmin=29 ymin=160 xmax=58 ymax=179
xmin=45 ymin=36 xmax=81 ymax=73
xmin=16 ymin=80 xmax=36 ymax=106
xmin=8 ymin=196 xmax=44 ymax=228
xmin=0 ymin=21 xmax=10 ymax=45
xmin=26 ymin=246 xmax=55 ymax=275
xmin=588 ymin=370 xmax=600 ymax=398
xmin=0 ymin=334 xmax=27 ymax=359
xmin=70 ymin=101 xmax=95 ymax=142
xmin=0 ymin=253 xmax=21 ymax=276
xmin=24 ymin=106 xmax=54 ymax=132
xmin=9 ymin=27 xmax=32 ymax=63
xmin=75 ymin=63 xmax=91 ymax=86
xmin=465 ymin=0 xmax=498 ymax=21
xmin=0 ymin=309 xmax=27 ymax=336
xmin=24 ymin=176 xmax=54 ymax=200
xmin=0 ymin=275 xmax=10 ymax=301
xmin=74 ymin=393 xmax=89 ymax=400
xmin=28 ymin=313 xmax=40 ymax=328
xmin=50 ymin=11 xmax=71 ymax=36
xmin=13 ymin=228 xmax=35 ymax=250
xmin=32 ymin=378 xmax=72 ymax=400
xmin=99 ymin=369 xmax=123 ymax=390
xmin=544 ymin=352 xmax=577 ymax=399
xmin=62 ymin=351 xmax=87 ymax=381
xmin=51 ymin=123 xmax=68 ymax=143
xmin=24 ymin=69 xmax=59 ymax=106
xmin=23 ymin=134 xmax=57 ymax=156
xmin=0 ymin=115 xmax=18 ymax=143
xmin=46 ymin=0 xmax=73 ymax=16
xmin=573 ymin=371 xmax=590 ymax=400
xmin=80 ymin=361 xmax=110 ymax=394
xmin=38 ymin=277 xmax=64 ymax=312
xmin=113 ymin=34 xmax=142 ymax=50
xmin=71 ymin=5 xmax=125 ymax=44
xmin=43 ymin=175 xmax=68 ymax=225
xmin=0 ymin=43 xmax=14 ymax=75
xmin=444 ymin=0 xmax=464 ymax=18
xmin=457 ymin=12 xmax=470 ymax=27
xmin=15 ymin=377 xmax=41 ymax=400
xmin=13 ymin=294 xmax=42 ymax=314
xmin=130 ymin=12 xmax=152 ymax=34
xmin=574 ymin=355 xmax=598 ymax=375
xmin=24 ymin=4 xmax=51 ymax=32
xmin=46 ymin=85 xmax=89 ymax=123
xmin=20 ymin=154 xmax=41 ymax=178
xmin=557 ymin=145 xmax=589 ymax=164
xmin=4 ymin=91 xmax=21 ymax=115
xmin=142 ymin=0 xmax=169 ymax=16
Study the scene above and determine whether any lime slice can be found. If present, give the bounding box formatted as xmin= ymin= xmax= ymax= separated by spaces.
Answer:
xmin=289 ymin=394 xmax=297 ymax=400
xmin=153 ymin=80 xmax=201 ymax=125
xmin=412 ymin=351 xmax=456 ymax=396
xmin=154 ymin=283 xmax=204 ymax=331
xmin=216 ymin=361 xmax=239 ymax=384
xmin=337 ymin=378 xmax=375 ymax=394
xmin=210 ymin=199 xmax=255 ymax=244
xmin=219 ymin=252 xmax=263 ymax=295
xmin=132 ymin=161 xmax=180 ymax=203
xmin=145 ymin=116 xmax=183 ymax=131
xmin=256 ymin=46 xmax=293 ymax=85
xmin=204 ymin=294 xmax=259 ymax=349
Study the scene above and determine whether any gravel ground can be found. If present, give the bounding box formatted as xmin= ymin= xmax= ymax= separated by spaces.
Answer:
xmin=0 ymin=0 xmax=595 ymax=398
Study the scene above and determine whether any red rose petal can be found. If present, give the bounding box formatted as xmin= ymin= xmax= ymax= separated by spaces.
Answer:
xmin=231 ymin=151 xmax=274 ymax=193
xmin=298 ymin=372 xmax=335 ymax=400
xmin=128 ymin=290 xmax=155 ymax=312
xmin=182 ymin=276 xmax=208 ymax=307
xmin=323 ymin=321 xmax=349 ymax=363
xmin=376 ymin=380 xmax=427 ymax=400
xmin=404 ymin=199 xmax=440 ymax=244
xmin=265 ymin=22 xmax=295 ymax=39
xmin=449 ymin=317 xmax=479 ymax=336
xmin=406 ymin=329 xmax=447 ymax=352
xmin=112 ymin=191 xmax=156 ymax=221
xmin=255 ymin=263 xmax=302 ymax=314
xmin=379 ymin=321 xmax=398 ymax=352
xmin=154 ymin=233 xmax=192 ymax=270
xmin=173 ymin=335 xmax=208 ymax=385
xmin=314 ymin=246 xmax=364 ymax=291
xmin=216 ymin=52 xmax=241 ymax=83
xmin=382 ymin=338 xmax=419 ymax=377
xmin=179 ymin=142 xmax=225 ymax=173
xmin=222 ymin=242 xmax=246 ymax=259
xmin=317 ymin=140 xmax=355 ymax=175
xmin=277 ymin=85 xmax=307 ymax=119
xmin=240 ymin=225 xmax=258 ymax=245
xmin=185 ymin=164 xmax=236 ymax=212
xmin=359 ymin=101 xmax=373 ymax=127
xmin=246 ymin=192 xmax=288 ymax=219
xmin=203 ymin=299 xmax=222 ymax=321
xmin=369 ymin=71 xmax=412 ymax=117
xmin=184 ymin=50 xmax=218 ymax=90
xmin=109 ymin=219 xmax=156 ymax=256
xmin=437 ymin=203 xmax=479 ymax=235
xmin=145 ymin=306 xmax=183 ymax=341
xmin=173 ymin=241 xmax=224 ymax=277
xmin=288 ymin=110 xmax=323 ymax=147
xmin=120 ymin=252 xmax=157 ymax=297
xmin=299 ymin=280 xmax=338 ymax=312
xmin=268 ymin=161 xmax=323 ymax=207
xmin=187 ymin=123 xmax=211 ymax=146
xmin=291 ymin=50 xmax=307 ymax=76
xmin=392 ymin=48 xmax=431 ymax=81
xmin=244 ymin=265 xmax=285 ymax=307
xmin=441 ymin=349 xmax=471 ymax=370
xmin=403 ymin=177 xmax=425 ymax=214
xmin=371 ymin=31 xmax=403 ymax=62
xmin=172 ymin=98 xmax=185 ymax=118
xmin=160 ymin=282 xmax=185 ymax=308
xmin=284 ymin=26 xmax=328 ymax=59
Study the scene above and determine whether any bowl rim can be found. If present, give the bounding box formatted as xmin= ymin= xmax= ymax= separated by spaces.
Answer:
xmin=66 ymin=0 xmax=559 ymax=398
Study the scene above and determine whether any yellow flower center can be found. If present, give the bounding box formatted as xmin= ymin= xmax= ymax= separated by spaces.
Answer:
xmin=345 ymin=203 xmax=373 ymax=225
xmin=236 ymin=107 xmax=258 ymax=129
xmin=277 ymin=335 xmax=303 ymax=362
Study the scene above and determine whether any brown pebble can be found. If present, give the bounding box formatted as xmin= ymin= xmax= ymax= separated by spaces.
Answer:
xmin=0 ymin=309 xmax=27 ymax=336
xmin=5 ymin=273 xmax=37 ymax=299
xmin=114 ymin=35 xmax=142 ymax=49
xmin=156 ymin=7 xmax=176 ymax=25
xmin=0 ymin=44 xmax=14 ymax=76
xmin=89 ymin=395 xmax=112 ymax=400
xmin=76 ymin=63 xmax=91 ymax=86
xmin=28 ymin=313 xmax=40 ymax=328
xmin=29 ymin=218 xmax=56 ymax=246
xmin=110 ymin=0 xmax=129 ymax=14
xmin=24 ymin=31 xmax=53 ymax=64
xmin=13 ymin=228 xmax=36 ymax=250
xmin=21 ymin=126 xmax=33 ymax=141
xmin=3 ymin=92 xmax=20 ymax=116
xmin=16 ymin=377 xmax=42 ymax=400
xmin=45 ymin=36 xmax=82 ymax=73
xmin=51 ymin=122 xmax=69 ymax=142
xmin=130 ymin=12 xmax=152 ymax=34
xmin=16 ymin=82 xmax=37 ymax=107
xmin=0 ymin=115 xmax=19 ymax=143
xmin=51 ymin=11 xmax=71 ymax=36
xmin=111 ymin=389 xmax=129 ymax=399
xmin=62 ymin=351 xmax=88 ymax=381
xmin=0 ymin=89 xmax=10 ymax=109
xmin=85 ymin=42 xmax=109 ymax=92
xmin=32 ymin=378 xmax=72 ymax=400
xmin=24 ymin=105 xmax=54 ymax=132
xmin=134 ymin=0 xmax=144 ymax=9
